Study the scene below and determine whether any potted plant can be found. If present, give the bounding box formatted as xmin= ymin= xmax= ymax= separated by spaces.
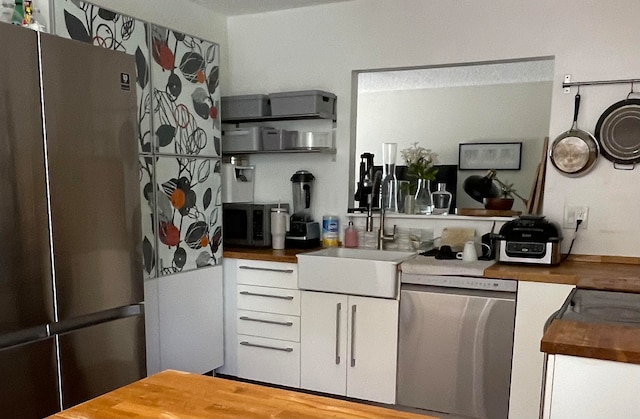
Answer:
xmin=400 ymin=142 xmax=438 ymax=214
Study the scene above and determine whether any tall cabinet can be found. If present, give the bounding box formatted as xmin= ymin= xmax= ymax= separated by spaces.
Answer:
xmin=52 ymin=0 xmax=223 ymax=374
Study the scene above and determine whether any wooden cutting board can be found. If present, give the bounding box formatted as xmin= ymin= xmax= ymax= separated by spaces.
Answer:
xmin=440 ymin=227 xmax=475 ymax=251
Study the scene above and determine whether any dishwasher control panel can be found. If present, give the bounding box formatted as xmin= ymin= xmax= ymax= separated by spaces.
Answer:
xmin=401 ymin=274 xmax=517 ymax=292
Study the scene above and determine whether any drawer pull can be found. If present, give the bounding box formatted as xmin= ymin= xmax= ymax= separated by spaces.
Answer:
xmin=350 ymin=304 xmax=357 ymax=367
xmin=239 ymin=316 xmax=293 ymax=327
xmin=335 ymin=302 xmax=342 ymax=365
xmin=240 ymin=341 xmax=293 ymax=352
xmin=239 ymin=265 xmax=294 ymax=274
xmin=239 ymin=291 xmax=294 ymax=300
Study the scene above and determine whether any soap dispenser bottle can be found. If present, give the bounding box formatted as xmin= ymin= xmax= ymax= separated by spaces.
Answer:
xmin=344 ymin=217 xmax=359 ymax=248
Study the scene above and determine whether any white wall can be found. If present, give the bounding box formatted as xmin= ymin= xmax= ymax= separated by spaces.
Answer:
xmin=67 ymin=0 xmax=231 ymax=93
xmin=226 ymin=0 xmax=640 ymax=257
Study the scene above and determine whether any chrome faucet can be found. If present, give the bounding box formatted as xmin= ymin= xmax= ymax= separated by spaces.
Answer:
xmin=366 ymin=170 xmax=396 ymax=250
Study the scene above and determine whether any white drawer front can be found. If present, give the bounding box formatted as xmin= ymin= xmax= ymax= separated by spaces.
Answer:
xmin=237 ymin=284 xmax=300 ymax=315
xmin=237 ymin=309 xmax=300 ymax=342
xmin=236 ymin=260 xmax=298 ymax=289
xmin=237 ymin=335 xmax=300 ymax=388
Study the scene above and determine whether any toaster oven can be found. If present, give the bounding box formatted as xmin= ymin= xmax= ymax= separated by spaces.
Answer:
xmin=497 ymin=215 xmax=563 ymax=265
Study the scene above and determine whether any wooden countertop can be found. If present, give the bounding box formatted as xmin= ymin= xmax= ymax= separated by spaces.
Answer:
xmin=48 ymin=370 xmax=434 ymax=419
xmin=223 ymin=246 xmax=321 ymax=263
xmin=541 ymin=319 xmax=640 ymax=365
xmin=483 ymin=255 xmax=640 ymax=286
xmin=520 ymin=256 xmax=640 ymax=364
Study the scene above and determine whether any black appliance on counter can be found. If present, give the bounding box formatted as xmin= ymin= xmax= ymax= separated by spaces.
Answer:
xmin=223 ymin=203 xmax=288 ymax=247
xmin=497 ymin=215 xmax=563 ymax=265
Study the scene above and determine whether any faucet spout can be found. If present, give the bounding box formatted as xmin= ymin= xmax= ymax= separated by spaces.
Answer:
xmin=366 ymin=171 xmax=383 ymax=232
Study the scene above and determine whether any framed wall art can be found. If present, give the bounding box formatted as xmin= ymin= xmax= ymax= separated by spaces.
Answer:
xmin=458 ymin=142 xmax=522 ymax=170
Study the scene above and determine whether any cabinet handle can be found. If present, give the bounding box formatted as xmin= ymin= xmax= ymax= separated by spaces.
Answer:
xmin=240 ymin=341 xmax=293 ymax=352
xmin=239 ymin=291 xmax=294 ymax=300
xmin=239 ymin=316 xmax=293 ymax=327
xmin=239 ymin=265 xmax=294 ymax=274
xmin=350 ymin=304 xmax=357 ymax=367
xmin=335 ymin=302 xmax=342 ymax=365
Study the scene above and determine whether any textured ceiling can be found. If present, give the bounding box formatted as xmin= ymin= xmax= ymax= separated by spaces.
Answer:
xmin=186 ymin=0 xmax=354 ymax=16
xmin=359 ymin=59 xmax=555 ymax=93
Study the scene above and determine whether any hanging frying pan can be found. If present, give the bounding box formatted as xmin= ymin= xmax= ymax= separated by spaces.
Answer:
xmin=549 ymin=93 xmax=599 ymax=176
xmin=595 ymin=92 xmax=640 ymax=170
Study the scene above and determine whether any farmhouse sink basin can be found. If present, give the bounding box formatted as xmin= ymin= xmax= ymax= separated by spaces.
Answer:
xmin=297 ymin=248 xmax=415 ymax=298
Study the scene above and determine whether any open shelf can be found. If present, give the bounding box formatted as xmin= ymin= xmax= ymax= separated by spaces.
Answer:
xmin=222 ymin=112 xmax=336 ymax=124
xmin=222 ymin=147 xmax=336 ymax=156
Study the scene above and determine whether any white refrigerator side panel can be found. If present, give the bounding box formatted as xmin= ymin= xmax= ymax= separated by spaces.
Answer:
xmin=157 ymin=266 xmax=223 ymax=373
xmin=215 ymin=258 xmax=238 ymax=376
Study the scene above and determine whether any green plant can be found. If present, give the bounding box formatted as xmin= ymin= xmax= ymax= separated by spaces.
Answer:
xmin=400 ymin=142 xmax=438 ymax=180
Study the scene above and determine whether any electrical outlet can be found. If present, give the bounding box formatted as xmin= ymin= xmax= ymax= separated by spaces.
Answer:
xmin=563 ymin=205 xmax=589 ymax=229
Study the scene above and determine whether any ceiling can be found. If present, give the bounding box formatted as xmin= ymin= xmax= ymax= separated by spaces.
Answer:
xmin=187 ymin=0 xmax=354 ymax=16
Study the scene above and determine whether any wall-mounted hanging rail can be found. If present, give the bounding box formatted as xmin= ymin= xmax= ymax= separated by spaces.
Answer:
xmin=563 ymin=75 xmax=640 ymax=93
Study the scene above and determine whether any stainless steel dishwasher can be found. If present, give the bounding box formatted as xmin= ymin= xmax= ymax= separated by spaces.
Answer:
xmin=397 ymin=274 xmax=517 ymax=419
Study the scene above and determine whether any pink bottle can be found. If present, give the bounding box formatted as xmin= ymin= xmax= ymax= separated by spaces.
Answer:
xmin=344 ymin=217 xmax=359 ymax=248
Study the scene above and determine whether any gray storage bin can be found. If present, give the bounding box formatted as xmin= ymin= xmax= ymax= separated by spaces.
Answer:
xmin=269 ymin=90 xmax=336 ymax=117
xmin=221 ymin=94 xmax=270 ymax=119
xmin=222 ymin=127 xmax=268 ymax=152
xmin=262 ymin=128 xmax=298 ymax=151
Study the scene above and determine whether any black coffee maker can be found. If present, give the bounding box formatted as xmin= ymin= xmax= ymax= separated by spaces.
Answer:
xmin=285 ymin=170 xmax=320 ymax=248
xmin=354 ymin=153 xmax=375 ymax=210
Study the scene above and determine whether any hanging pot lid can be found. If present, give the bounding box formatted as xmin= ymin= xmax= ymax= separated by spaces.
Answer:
xmin=549 ymin=93 xmax=599 ymax=177
xmin=595 ymin=97 xmax=640 ymax=166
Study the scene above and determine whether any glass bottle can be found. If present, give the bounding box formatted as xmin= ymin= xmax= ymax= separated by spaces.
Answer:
xmin=381 ymin=143 xmax=398 ymax=212
xmin=432 ymin=182 xmax=452 ymax=215
xmin=414 ymin=179 xmax=433 ymax=215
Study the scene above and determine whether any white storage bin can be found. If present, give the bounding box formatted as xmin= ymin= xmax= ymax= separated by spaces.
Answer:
xmin=222 ymin=94 xmax=270 ymax=119
xmin=262 ymin=128 xmax=298 ymax=150
xmin=269 ymin=90 xmax=336 ymax=117
xmin=222 ymin=127 xmax=268 ymax=153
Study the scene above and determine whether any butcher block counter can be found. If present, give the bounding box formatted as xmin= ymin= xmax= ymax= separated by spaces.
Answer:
xmin=508 ymin=257 xmax=640 ymax=365
xmin=223 ymin=246 xmax=321 ymax=264
xmin=48 ymin=370 xmax=434 ymax=419
xmin=483 ymin=255 xmax=640 ymax=286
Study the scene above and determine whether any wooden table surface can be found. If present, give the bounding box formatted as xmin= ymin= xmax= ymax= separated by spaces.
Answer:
xmin=48 ymin=370 xmax=435 ymax=419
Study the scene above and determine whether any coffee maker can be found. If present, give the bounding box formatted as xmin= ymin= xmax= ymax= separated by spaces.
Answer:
xmin=285 ymin=170 xmax=320 ymax=248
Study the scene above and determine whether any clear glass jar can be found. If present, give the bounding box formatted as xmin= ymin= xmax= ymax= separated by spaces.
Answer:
xmin=414 ymin=179 xmax=433 ymax=215
xmin=432 ymin=182 xmax=452 ymax=215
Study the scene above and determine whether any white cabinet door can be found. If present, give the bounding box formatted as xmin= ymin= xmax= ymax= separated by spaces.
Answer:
xmin=346 ymin=296 xmax=399 ymax=404
xmin=300 ymin=291 xmax=399 ymax=404
xmin=545 ymin=355 xmax=640 ymax=419
xmin=509 ymin=281 xmax=574 ymax=419
xmin=157 ymin=266 xmax=224 ymax=373
xmin=300 ymin=291 xmax=348 ymax=396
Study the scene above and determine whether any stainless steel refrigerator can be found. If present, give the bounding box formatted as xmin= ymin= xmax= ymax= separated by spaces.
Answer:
xmin=0 ymin=23 xmax=145 ymax=419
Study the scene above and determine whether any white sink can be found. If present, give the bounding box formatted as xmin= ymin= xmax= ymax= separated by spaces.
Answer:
xmin=297 ymin=248 xmax=415 ymax=298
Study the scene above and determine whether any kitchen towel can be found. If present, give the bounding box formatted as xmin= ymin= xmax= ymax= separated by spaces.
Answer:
xmin=400 ymin=255 xmax=494 ymax=277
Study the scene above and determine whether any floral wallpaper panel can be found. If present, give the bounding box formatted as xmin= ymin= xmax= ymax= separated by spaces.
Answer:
xmin=149 ymin=24 xmax=221 ymax=157
xmin=155 ymin=155 xmax=222 ymax=274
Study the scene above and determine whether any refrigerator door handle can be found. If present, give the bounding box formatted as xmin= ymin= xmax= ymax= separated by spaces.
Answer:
xmin=49 ymin=304 xmax=144 ymax=335
xmin=0 ymin=325 xmax=50 ymax=350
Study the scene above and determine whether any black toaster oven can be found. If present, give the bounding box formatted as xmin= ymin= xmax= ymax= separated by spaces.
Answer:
xmin=497 ymin=215 xmax=563 ymax=265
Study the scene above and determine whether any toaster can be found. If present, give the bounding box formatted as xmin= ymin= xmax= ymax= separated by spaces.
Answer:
xmin=497 ymin=215 xmax=563 ymax=265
